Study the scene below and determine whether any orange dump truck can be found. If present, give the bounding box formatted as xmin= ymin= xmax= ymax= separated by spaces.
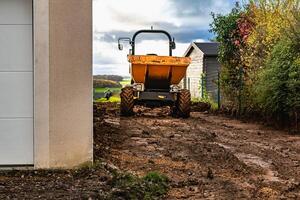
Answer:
xmin=118 ymin=29 xmax=191 ymax=117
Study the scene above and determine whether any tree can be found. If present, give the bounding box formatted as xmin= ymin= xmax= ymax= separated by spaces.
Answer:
xmin=243 ymin=0 xmax=295 ymax=73
xmin=211 ymin=0 xmax=300 ymax=118
xmin=210 ymin=4 xmax=244 ymax=107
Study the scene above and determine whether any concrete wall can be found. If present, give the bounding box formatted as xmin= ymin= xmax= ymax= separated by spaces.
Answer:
xmin=34 ymin=0 xmax=93 ymax=168
xmin=34 ymin=0 xmax=50 ymax=168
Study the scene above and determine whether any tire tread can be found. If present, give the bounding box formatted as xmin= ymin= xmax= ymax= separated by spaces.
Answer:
xmin=120 ymin=87 xmax=134 ymax=116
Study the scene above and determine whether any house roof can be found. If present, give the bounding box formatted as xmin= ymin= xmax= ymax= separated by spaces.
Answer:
xmin=194 ymin=42 xmax=219 ymax=56
xmin=183 ymin=42 xmax=219 ymax=57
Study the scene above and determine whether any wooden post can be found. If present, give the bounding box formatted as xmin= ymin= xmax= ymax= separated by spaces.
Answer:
xmin=217 ymin=72 xmax=221 ymax=109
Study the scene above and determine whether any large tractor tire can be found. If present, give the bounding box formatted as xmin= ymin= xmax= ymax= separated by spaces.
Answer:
xmin=174 ymin=89 xmax=191 ymax=118
xmin=120 ymin=87 xmax=134 ymax=116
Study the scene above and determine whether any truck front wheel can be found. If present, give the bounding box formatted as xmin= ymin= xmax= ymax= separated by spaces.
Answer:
xmin=120 ymin=87 xmax=135 ymax=116
xmin=175 ymin=89 xmax=191 ymax=118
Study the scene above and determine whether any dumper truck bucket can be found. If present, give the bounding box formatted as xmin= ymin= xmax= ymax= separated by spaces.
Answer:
xmin=128 ymin=55 xmax=191 ymax=90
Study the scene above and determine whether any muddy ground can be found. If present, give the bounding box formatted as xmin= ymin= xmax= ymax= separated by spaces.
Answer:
xmin=1 ymin=102 xmax=300 ymax=199
xmin=94 ymin=103 xmax=300 ymax=199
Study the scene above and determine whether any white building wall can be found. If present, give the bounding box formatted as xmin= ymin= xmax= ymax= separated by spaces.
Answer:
xmin=185 ymin=49 xmax=204 ymax=99
xmin=33 ymin=0 xmax=93 ymax=169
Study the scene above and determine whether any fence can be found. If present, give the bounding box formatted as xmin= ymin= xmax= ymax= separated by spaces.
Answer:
xmin=203 ymin=67 xmax=243 ymax=114
xmin=204 ymin=70 xmax=221 ymax=108
xmin=185 ymin=77 xmax=202 ymax=99
xmin=185 ymin=72 xmax=221 ymax=109
xmin=202 ymin=68 xmax=244 ymax=113
xmin=198 ymin=68 xmax=298 ymax=130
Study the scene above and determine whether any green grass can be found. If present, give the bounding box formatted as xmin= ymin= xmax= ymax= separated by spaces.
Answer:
xmin=93 ymin=79 xmax=131 ymax=103
xmin=120 ymin=79 xmax=131 ymax=87
xmin=94 ymin=87 xmax=121 ymax=93
xmin=110 ymin=171 xmax=169 ymax=200
xmin=95 ymin=96 xmax=120 ymax=103
xmin=94 ymin=86 xmax=121 ymax=103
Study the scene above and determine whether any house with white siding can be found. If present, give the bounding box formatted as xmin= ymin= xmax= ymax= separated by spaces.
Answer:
xmin=182 ymin=42 xmax=220 ymax=101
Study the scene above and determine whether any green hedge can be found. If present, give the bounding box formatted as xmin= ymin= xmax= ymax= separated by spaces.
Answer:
xmin=255 ymin=38 xmax=300 ymax=124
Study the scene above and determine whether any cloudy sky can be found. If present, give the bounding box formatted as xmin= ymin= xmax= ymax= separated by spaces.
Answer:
xmin=93 ymin=0 xmax=239 ymax=76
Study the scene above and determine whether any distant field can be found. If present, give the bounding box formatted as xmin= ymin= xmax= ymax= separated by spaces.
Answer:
xmin=93 ymin=78 xmax=131 ymax=102
xmin=119 ymin=79 xmax=131 ymax=87
xmin=94 ymin=87 xmax=121 ymax=93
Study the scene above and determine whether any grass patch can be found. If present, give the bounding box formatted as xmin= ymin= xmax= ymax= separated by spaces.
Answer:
xmin=95 ymin=96 xmax=120 ymax=103
xmin=109 ymin=171 xmax=169 ymax=200
xmin=94 ymin=87 xmax=121 ymax=93
xmin=72 ymin=160 xmax=105 ymax=178
xmin=120 ymin=79 xmax=131 ymax=87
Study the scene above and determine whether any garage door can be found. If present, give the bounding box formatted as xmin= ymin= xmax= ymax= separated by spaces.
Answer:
xmin=0 ymin=0 xmax=33 ymax=165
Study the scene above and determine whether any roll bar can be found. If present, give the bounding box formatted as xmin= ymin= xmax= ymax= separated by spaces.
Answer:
xmin=118 ymin=29 xmax=176 ymax=56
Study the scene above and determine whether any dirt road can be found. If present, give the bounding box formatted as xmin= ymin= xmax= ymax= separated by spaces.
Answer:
xmin=94 ymin=103 xmax=300 ymax=199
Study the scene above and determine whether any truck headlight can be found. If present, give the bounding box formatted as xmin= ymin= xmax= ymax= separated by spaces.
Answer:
xmin=170 ymin=85 xmax=180 ymax=93
xmin=133 ymin=83 xmax=144 ymax=91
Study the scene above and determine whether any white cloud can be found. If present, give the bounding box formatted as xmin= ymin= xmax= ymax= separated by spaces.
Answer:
xmin=93 ymin=0 xmax=176 ymax=32
xmin=93 ymin=64 xmax=130 ymax=76
xmin=93 ymin=0 xmax=235 ymax=32
xmin=194 ymin=38 xmax=206 ymax=43
xmin=93 ymin=0 xmax=237 ymax=76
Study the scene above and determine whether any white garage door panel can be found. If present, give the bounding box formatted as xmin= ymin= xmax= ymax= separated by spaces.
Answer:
xmin=0 ymin=119 xmax=33 ymax=165
xmin=0 ymin=0 xmax=32 ymax=25
xmin=0 ymin=25 xmax=32 ymax=72
xmin=0 ymin=0 xmax=33 ymax=165
xmin=0 ymin=72 xmax=33 ymax=118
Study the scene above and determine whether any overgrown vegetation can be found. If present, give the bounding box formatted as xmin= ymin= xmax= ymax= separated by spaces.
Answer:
xmin=109 ymin=171 xmax=169 ymax=200
xmin=74 ymin=162 xmax=169 ymax=199
xmin=256 ymin=38 xmax=300 ymax=124
xmin=193 ymin=74 xmax=219 ymax=112
xmin=210 ymin=0 xmax=300 ymax=128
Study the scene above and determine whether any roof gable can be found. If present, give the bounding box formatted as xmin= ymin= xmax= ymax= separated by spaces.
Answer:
xmin=194 ymin=42 xmax=219 ymax=56
xmin=183 ymin=42 xmax=220 ymax=57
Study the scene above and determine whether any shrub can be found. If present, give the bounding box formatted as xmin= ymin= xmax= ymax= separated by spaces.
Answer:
xmin=255 ymin=37 xmax=300 ymax=125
